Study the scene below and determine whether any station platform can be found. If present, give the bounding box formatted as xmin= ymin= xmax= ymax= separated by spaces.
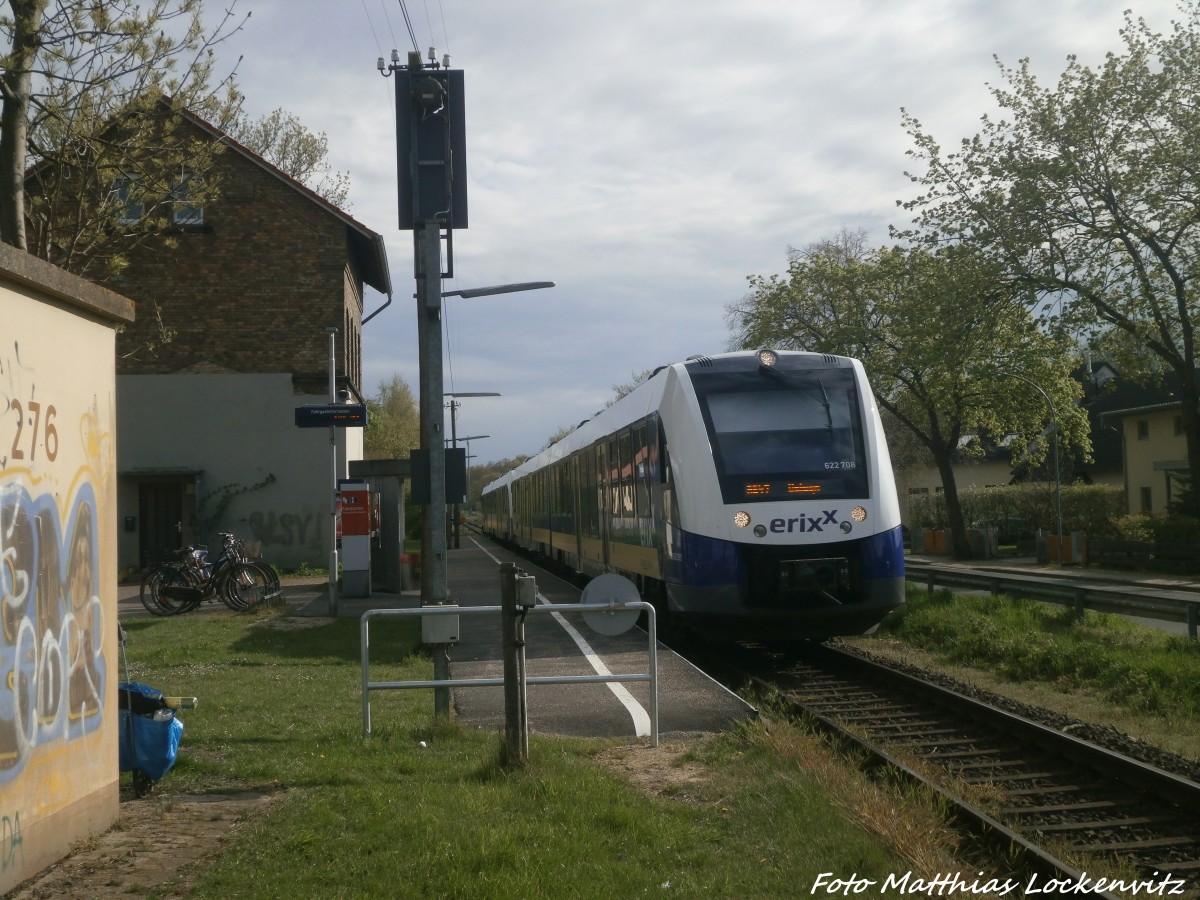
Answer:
xmin=443 ymin=537 xmax=755 ymax=741
xmin=282 ymin=535 xmax=756 ymax=742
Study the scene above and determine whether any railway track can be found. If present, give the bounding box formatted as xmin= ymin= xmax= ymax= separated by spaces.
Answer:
xmin=704 ymin=640 xmax=1199 ymax=899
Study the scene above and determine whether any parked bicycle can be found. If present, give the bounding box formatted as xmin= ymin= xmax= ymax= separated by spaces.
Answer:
xmin=140 ymin=532 xmax=280 ymax=616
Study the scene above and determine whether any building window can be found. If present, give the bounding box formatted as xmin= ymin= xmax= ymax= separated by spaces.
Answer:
xmin=112 ymin=177 xmax=142 ymax=224
xmin=1175 ymin=415 xmax=1184 ymax=437
xmin=1136 ymin=420 xmax=1149 ymax=440
xmin=171 ymin=175 xmax=204 ymax=226
xmin=1139 ymin=486 xmax=1153 ymax=513
xmin=908 ymin=487 xmax=929 ymax=495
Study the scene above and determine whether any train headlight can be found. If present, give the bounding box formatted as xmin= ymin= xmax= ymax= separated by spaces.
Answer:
xmin=757 ymin=349 xmax=778 ymax=367
xmin=733 ymin=511 xmax=751 ymax=528
xmin=851 ymin=506 xmax=868 ymax=523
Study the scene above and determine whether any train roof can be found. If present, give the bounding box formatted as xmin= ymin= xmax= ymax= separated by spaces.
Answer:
xmin=480 ymin=349 xmax=860 ymax=494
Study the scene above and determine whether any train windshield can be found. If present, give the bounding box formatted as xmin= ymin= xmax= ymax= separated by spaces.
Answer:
xmin=690 ymin=365 xmax=869 ymax=503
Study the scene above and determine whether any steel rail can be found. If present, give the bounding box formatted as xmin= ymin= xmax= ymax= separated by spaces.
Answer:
xmin=705 ymin=641 xmax=1199 ymax=899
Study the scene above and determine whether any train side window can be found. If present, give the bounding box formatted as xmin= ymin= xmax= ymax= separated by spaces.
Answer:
xmin=595 ymin=444 xmax=607 ymax=524
xmin=618 ymin=428 xmax=634 ymax=515
xmin=607 ymin=437 xmax=620 ymax=515
xmin=633 ymin=421 xmax=650 ymax=517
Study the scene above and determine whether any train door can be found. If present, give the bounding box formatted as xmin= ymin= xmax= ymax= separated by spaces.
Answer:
xmin=598 ymin=441 xmax=611 ymax=568
xmin=571 ymin=453 xmax=584 ymax=567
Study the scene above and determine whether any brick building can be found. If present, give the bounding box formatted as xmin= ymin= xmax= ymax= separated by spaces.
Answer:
xmin=108 ymin=110 xmax=391 ymax=572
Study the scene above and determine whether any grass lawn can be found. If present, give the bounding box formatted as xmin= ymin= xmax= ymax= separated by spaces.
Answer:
xmin=119 ymin=608 xmax=950 ymax=899
xmin=858 ymin=584 xmax=1200 ymax=761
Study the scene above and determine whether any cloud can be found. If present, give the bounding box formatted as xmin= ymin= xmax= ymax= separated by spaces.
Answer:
xmin=215 ymin=0 xmax=1179 ymax=462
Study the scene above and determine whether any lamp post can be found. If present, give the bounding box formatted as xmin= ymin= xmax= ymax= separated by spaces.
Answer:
xmin=415 ymin=278 xmax=553 ymax=718
xmin=446 ymin=391 xmax=500 ymax=549
xmin=442 ymin=281 xmax=554 ymax=299
xmin=447 ymin=433 xmax=488 ymax=546
xmin=998 ymin=371 xmax=1063 ymax=551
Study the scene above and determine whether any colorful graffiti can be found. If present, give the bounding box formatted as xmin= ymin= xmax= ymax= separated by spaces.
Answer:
xmin=0 ymin=478 xmax=105 ymax=781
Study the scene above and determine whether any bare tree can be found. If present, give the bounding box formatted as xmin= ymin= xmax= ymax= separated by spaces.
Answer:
xmin=229 ymin=107 xmax=351 ymax=209
xmin=0 ymin=0 xmax=247 ymax=277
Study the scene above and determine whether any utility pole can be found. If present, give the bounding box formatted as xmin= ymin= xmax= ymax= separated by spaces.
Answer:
xmin=327 ymin=326 xmax=339 ymax=616
xmin=381 ymin=49 xmax=553 ymax=717
xmin=445 ymin=391 xmax=499 ymax=548
xmin=383 ymin=47 xmax=468 ymax=718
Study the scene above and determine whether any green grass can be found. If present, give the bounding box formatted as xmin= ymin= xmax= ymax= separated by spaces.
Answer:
xmin=120 ymin=610 xmax=917 ymax=898
xmin=876 ymin=585 xmax=1200 ymax=721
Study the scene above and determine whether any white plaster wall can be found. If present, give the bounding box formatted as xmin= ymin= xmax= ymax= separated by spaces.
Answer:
xmin=116 ymin=373 xmax=362 ymax=571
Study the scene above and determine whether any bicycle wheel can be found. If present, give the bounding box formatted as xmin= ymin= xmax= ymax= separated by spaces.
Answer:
xmin=139 ymin=568 xmax=175 ymax=616
xmin=251 ymin=561 xmax=282 ymax=601
xmin=221 ymin=561 xmax=272 ymax=610
xmin=140 ymin=565 xmax=200 ymax=616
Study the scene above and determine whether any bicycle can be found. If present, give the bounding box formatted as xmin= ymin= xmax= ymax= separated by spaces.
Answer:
xmin=139 ymin=532 xmax=279 ymax=615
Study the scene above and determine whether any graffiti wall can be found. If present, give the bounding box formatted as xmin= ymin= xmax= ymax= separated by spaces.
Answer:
xmin=0 ymin=246 xmax=133 ymax=894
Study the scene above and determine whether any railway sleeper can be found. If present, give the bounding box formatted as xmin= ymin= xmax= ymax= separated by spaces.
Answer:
xmin=1035 ymin=815 xmax=1190 ymax=833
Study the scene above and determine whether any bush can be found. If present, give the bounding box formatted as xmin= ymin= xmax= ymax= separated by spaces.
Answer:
xmin=907 ymin=483 xmax=1125 ymax=538
xmin=1114 ymin=513 xmax=1200 ymax=543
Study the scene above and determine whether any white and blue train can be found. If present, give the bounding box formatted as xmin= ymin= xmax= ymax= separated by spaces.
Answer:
xmin=480 ymin=349 xmax=905 ymax=639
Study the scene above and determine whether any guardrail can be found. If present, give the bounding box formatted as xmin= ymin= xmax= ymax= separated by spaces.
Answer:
xmin=360 ymin=602 xmax=659 ymax=743
xmin=905 ymin=563 xmax=1200 ymax=640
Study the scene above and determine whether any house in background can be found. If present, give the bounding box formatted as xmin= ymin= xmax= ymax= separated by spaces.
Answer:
xmin=893 ymin=361 xmax=1127 ymax=525
xmin=1096 ymin=368 xmax=1197 ymax=516
xmin=99 ymin=109 xmax=392 ymax=572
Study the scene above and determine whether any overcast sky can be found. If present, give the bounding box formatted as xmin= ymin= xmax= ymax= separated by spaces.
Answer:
xmin=212 ymin=0 xmax=1179 ymax=465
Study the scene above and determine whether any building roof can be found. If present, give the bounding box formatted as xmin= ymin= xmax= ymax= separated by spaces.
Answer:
xmin=181 ymin=108 xmax=392 ymax=295
xmin=1092 ymin=368 xmax=1196 ymax=421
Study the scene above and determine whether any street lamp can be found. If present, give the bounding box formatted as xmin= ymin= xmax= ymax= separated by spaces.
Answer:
xmin=415 ymin=274 xmax=552 ymax=717
xmin=446 ymin=391 xmax=499 ymax=549
xmin=442 ymin=281 xmax=554 ymax=299
xmin=452 ymin=434 xmax=488 ymax=540
xmin=998 ymin=371 xmax=1063 ymax=553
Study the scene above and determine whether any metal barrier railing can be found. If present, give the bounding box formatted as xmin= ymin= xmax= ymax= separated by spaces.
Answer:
xmin=360 ymin=601 xmax=659 ymax=746
xmin=906 ymin=563 xmax=1200 ymax=639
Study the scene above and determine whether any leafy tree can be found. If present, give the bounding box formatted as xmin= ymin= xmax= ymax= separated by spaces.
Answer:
xmin=468 ymin=455 xmax=529 ymax=509
xmin=727 ymin=230 xmax=1088 ymax=558
xmin=543 ymin=422 xmax=578 ymax=449
xmin=229 ymin=107 xmax=350 ymax=208
xmin=900 ymin=7 xmax=1200 ymax=516
xmin=364 ymin=375 xmax=419 ymax=461
xmin=609 ymin=368 xmax=655 ymax=405
xmin=0 ymin=0 xmax=247 ymax=278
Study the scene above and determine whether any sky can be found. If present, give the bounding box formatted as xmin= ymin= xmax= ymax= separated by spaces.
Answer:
xmin=209 ymin=0 xmax=1181 ymax=466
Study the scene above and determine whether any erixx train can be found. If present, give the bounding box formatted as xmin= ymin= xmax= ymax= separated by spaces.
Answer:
xmin=480 ymin=349 xmax=905 ymax=639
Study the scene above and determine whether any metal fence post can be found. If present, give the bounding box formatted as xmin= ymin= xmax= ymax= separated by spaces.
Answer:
xmin=500 ymin=563 xmax=526 ymax=765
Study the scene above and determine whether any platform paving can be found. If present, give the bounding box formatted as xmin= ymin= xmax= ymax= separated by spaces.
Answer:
xmin=119 ymin=539 xmax=756 ymax=743
xmin=440 ymin=536 xmax=756 ymax=742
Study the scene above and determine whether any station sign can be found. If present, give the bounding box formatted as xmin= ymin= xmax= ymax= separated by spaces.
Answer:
xmin=294 ymin=403 xmax=368 ymax=428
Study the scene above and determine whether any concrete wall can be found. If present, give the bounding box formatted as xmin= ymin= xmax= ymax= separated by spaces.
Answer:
xmin=116 ymin=373 xmax=361 ymax=572
xmin=0 ymin=244 xmax=133 ymax=894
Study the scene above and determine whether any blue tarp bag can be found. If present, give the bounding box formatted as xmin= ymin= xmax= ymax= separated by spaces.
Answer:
xmin=118 ymin=682 xmax=184 ymax=782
